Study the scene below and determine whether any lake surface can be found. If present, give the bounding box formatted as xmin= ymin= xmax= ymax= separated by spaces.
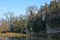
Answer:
xmin=0 ymin=33 xmax=60 ymax=40
xmin=3 ymin=36 xmax=60 ymax=40
xmin=6 ymin=37 xmax=59 ymax=40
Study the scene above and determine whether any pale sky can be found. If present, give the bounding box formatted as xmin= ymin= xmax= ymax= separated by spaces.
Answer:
xmin=0 ymin=0 xmax=50 ymax=18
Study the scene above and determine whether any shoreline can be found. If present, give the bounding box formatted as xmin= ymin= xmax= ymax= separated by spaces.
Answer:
xmin=0 ymin=33 xmax=31 ymax=37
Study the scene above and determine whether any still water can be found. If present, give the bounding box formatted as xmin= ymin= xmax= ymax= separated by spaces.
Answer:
xmin=3 ymin=36 xmax=60 ymax=40
xmin=0 ymin=34 xmax=60 ymax=40
xmin=6 ymin=36 xmax=47 ymax=40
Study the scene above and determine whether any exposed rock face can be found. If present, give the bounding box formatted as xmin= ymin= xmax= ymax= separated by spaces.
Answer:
xmin=46 ymin=14 xmax=60 ymax=34
xmin=46 ymin=23 xmax=60 ymax=34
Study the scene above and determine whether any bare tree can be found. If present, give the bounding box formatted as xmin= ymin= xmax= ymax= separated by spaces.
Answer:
xmin=4 ymin=11 xmax=15 ymax=31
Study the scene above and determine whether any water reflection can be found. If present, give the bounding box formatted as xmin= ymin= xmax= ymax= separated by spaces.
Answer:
xmin=7 ymin=37 xmax=47 ymax=40
xmin=6 ymin=37 xmax=58 ymax=40
xmin=7 ymin=37 xmax=26 ymax=40
xmin=0 ymin=35 xmax=60 ymax=40
xmin=6 ymin=37 xmax=59 ymax=40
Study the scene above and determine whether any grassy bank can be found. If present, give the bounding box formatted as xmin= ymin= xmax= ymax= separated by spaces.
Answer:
xmin=0 ymin=33 xmax=30 ymax=37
